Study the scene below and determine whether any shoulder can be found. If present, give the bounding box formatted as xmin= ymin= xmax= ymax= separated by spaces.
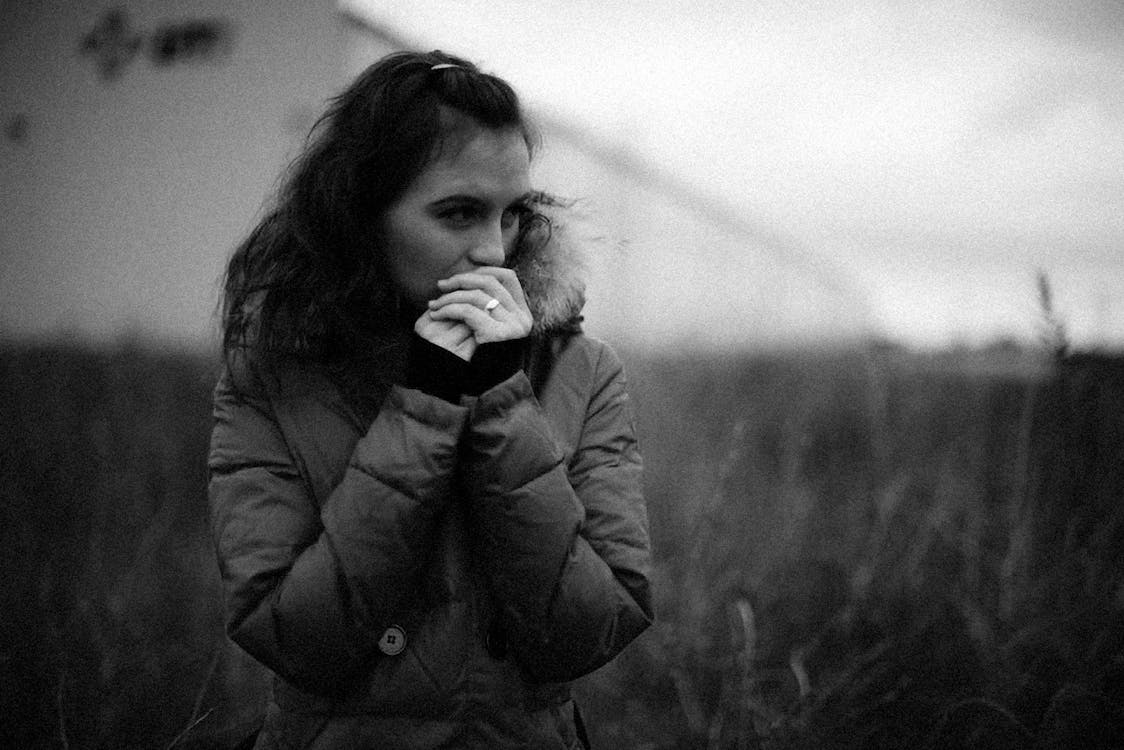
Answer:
xmin=214 ymin=350 xmax=370 ymax=441
xmin=211 ymin=352 xmax=380 ymax=505
xmin=532 ymin=332 xmax=634 ymax=417
xmin=552 ymin=332 xmax=628 ymax=378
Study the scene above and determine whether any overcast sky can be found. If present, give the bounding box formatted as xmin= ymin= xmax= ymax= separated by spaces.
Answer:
xmin=350 ymin=0 xmax=1124 ymax=348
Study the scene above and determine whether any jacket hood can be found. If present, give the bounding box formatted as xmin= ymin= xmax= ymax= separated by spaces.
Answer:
xmin=512 ymin=194 xmax=605 ymax=335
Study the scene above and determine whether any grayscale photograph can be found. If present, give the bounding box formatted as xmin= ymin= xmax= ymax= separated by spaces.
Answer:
xmin=2 ymin=1 xmax=1122 ymax=748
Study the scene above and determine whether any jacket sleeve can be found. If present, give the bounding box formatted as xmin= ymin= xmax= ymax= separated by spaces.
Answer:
xmin=463 ymin=342 xmax=653 ymax=682
xmin=207 ymin=368 xmax=466 ymax=695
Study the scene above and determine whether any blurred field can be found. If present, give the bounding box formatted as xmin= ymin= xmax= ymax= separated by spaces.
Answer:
xmin=2 ymin=339 xmax=1122 ymax=749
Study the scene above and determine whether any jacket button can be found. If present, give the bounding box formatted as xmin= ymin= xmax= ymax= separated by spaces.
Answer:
xmin=378 ymin=625 xmax=406 ymax=656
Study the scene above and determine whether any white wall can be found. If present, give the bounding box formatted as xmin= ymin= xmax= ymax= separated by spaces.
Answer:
xmin=1 ymin=2 xmax=873 ymax=351
xmin=527 ymin=132 xmax=873 ymax=350
xmin=0 ymin=0 xmax=344 ymax=347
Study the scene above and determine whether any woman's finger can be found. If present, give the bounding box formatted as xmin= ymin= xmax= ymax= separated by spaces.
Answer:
xmin=472 ymin=266 xmax=528 ymax=310
xmin=427 ymin=301 xmax=495 ymax=329
xmin=436 ymin=270 xmax=521 ymax=311
xmin=415 ymin=315 xmax=474 ymax=343
xmin=428 ymin=299 xmax=531 ymax=343
xmin=427 ymin=288 xmax=501 ymax=313
xmin=414 ymin=311 xmax=476 ymax=360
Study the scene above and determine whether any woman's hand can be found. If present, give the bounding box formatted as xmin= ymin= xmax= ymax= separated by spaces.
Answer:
xmin=413 ymin=313 xmax=477 ymax=361
xmin=425 ymin=267 xmax=533 ymax=347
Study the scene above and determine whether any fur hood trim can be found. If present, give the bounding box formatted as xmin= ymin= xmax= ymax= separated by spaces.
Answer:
xmin=512 ymin=194 xmax=608 ymax=335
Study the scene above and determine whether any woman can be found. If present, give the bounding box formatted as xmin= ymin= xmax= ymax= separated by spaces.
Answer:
xmin=208 ymin=50 xmax=652 ymax=749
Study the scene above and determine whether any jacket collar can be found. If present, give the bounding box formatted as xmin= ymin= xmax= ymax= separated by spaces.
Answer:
xmin=513 ymin=193 xmax=603 ymax=335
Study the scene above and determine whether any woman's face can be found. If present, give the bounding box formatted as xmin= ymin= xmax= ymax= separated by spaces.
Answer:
xmin=381 ymin=125 xmax=532 ymax=307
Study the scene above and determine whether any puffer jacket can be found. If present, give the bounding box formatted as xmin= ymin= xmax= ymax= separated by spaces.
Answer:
xmin=207 ymin=205 xmax=653 ymax=749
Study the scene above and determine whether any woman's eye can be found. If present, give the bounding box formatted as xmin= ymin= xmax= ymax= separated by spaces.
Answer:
xmin=439 ymin=207 xmax=476 ymax=225
xmin=438 ymin=202 xmax=527 ymax=230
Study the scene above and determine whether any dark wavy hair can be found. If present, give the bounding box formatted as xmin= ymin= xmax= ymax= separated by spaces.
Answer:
xmin=220 ymin=50 xmax=539 ymax=370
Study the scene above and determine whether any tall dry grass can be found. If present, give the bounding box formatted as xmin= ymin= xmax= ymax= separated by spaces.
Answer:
xmin=1 ymin=339 xmax=1122 ymax=748
xmin=578 ymin=345 xmax=1124 ymax=749
xmin=0 ymin=340 xmax=265 ymax=750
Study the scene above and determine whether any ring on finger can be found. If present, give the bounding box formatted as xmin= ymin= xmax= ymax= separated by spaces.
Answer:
xmin=484 ymin=298 xmax=500 ymax=313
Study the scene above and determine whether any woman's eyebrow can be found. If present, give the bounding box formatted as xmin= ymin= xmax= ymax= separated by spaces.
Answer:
xmin=429 ymin=194 xmax=486 ymax=208
xmin=430 ymin=192 xmax=534 ymax=208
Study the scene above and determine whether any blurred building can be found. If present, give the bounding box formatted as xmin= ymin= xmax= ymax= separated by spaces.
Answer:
xmin=1 ymin=0 xmax=869 ymax=352
xmin=1 ymin=0 xmax=344 ymax=348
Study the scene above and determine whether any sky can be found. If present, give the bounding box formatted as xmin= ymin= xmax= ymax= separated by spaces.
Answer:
xmin=349 ymin=0 xmax=1124 ymax=348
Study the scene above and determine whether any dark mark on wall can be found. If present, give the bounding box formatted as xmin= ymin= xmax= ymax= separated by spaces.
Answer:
xmin=149 ymin=20 xmax=234 ymax=66
xmin=80 ymin=8 xmax=142 ymax=80
xmin=5 ymin=114 xmax=29 ymax=143
xmin=80 ymin=8 xmax=235 ymax=81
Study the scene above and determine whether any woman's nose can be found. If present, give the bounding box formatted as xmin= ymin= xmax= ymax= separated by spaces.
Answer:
xmin=467 ymin=224 xmax=506 ymax=267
